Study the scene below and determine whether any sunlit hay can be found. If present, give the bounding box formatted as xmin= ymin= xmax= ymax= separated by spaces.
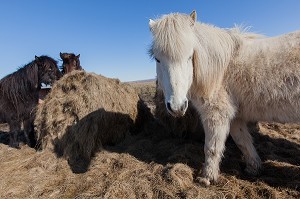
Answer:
xmin=104 ymin=182 xmax=136 ymax=199
xmin=163 ymin=163 xmax=194 ymax=190
xmin=96 ymin=152 xmax=156 ymax=199
xmin=154 ymin=83 xmax=204 ymax=141
xmin=104 ymin=179 xmax=154 ymax=199
xmin=34 ymin=71 xmax=151 ymax=172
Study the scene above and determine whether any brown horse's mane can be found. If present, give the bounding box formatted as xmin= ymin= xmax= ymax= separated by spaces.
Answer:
xmin=0 ymin=60 xmax=39 ymax=112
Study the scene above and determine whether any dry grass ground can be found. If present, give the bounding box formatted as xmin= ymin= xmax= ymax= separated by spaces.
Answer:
xmin=0 ymin=80 xmax=299 ymax=199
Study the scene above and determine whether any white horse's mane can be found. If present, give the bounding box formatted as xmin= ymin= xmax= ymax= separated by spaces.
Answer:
xmin=150 ymin=13 xmax=265 ymax=97
xmin=229 ymin=24 xmax=265 ymax=39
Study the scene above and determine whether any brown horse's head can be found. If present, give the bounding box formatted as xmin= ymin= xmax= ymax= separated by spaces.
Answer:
xmin=35 ymin=55 xmax=62 ymax=86
xmin=60 ymin=52 xmax=83 ymax=75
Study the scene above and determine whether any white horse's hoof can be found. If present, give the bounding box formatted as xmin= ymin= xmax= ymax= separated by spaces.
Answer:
xmin=245 ymin=158 xmax=262 ymax=176
xmin=197 ymin=177 xmax=211 ymax=187
xmin=245 ymin=165 xmax=261 ymax=176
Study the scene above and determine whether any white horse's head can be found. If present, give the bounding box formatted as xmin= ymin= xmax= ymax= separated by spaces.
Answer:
xmin=149 ymin=11 xmax=197 ymax=117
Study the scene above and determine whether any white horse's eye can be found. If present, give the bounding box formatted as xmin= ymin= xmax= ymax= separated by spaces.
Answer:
xmin=155 ymin=58 xmax=160 ymax=63
xmin=188 ymin=56 xmax=192 ymax=61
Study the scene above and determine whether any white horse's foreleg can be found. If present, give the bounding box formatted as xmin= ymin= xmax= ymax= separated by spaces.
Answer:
xmin=199 ymin=116 xmax=230 ymax=186
xmin=230 ymin=119 xmax=261 ymax=175
xmin=192 ymin=87 xmax=235 ymax=186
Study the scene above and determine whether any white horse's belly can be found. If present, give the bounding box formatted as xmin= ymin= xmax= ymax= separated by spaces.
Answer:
xmin=238 ymin=99 xmax=300 ymax=123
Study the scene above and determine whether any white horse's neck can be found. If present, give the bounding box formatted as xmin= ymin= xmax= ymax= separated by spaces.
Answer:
xmin=191 ymin=23 xmax=238 ymax=98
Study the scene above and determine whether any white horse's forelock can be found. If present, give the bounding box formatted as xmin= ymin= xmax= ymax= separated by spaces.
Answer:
xmin=149 ymin=13 xmax=196 ymax=62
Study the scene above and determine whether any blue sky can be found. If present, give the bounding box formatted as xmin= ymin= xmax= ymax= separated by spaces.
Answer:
xmin=1 ymin=0 xmax=300 ymax=81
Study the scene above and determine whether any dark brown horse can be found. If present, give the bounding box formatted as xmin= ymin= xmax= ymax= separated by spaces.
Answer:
xmin=60 ymin=52 xmax=83 ymax=75
xmin=0 ymin=55 xmax=62 ymax=148
xmin=39 ymin=53 xmax=83 ymax=102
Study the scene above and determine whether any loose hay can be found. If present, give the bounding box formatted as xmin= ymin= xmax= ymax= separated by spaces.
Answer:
xmin=35 ymin=70 xmax=151 ymax=172
xmin=163 ymin=163 xmax=194 ymax=190
xmin=2 ymin=143 xmax=297 ymax=199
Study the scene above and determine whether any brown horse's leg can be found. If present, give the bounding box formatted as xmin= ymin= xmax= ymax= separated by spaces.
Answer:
xmin=23 ymin=120 xmax=31 ymax=146
xmin=23 ymin=118 xmax=36 ymax=148
xmin=9 ymin=120 xmax=21 ymax=148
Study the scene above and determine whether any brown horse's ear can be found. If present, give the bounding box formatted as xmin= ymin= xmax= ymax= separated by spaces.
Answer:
xmin=190 ymin=10 xmax=197 ymax=25
xmin=76 ymin=54 xmax=80 ymax=58
xmin=60 ymin=52 xmax=64 ymax=59
xmin=35 ymin=55 xmax=41 ymax=63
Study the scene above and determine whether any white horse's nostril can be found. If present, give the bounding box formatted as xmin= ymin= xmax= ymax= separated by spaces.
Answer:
xmin=167 ymin=102 xmax=173 ymax=113
xmin=180 ymin=100 xmax=188 ymax=112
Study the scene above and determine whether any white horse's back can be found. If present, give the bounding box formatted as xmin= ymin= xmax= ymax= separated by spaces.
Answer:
xmin=227 ymin=30 xmax=300 ymax=122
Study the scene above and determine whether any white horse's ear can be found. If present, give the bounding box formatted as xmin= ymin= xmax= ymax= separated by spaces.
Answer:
xmin=149 ymin=19 xmax=155 ymax=29
xmin=190 ymin=10 xmax=197 ymax=24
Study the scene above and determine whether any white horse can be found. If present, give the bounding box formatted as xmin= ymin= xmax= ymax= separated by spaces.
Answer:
xmin=149 ymin=11 xmax=300 ymax=186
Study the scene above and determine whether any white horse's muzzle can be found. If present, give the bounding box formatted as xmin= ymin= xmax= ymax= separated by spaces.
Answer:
xmin=166 ymin=99 xmax=188 ymax=117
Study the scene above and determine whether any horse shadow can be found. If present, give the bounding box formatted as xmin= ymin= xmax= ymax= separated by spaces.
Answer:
xmin=52 ymin=99 xmax=152 ymax=174
xmin=221 ymin=123 xmax=300 ymax=191
xmin=47 ymin=103 xmax=299 ymax=192
xmin=108 ymin=121 xmax=300 ymax=192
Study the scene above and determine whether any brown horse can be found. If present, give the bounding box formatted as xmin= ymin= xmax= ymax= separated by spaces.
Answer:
xmin=60 ymin=52 xmax=83 ymax=75
xmin=39 ymin=53 xmax=83 ymax=102
xmin=0 ymin=55 xmax=62 ymax=148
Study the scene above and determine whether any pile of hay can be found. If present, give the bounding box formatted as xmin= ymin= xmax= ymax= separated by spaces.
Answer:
xmin=154 ymin=84 xmax=204 ymax=141
xmin=35 ymin=71 xmax=151 ymax=172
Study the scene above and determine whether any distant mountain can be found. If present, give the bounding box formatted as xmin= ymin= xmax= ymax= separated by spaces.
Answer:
xmin=126 ymin=78 xmax=156 ymax=83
